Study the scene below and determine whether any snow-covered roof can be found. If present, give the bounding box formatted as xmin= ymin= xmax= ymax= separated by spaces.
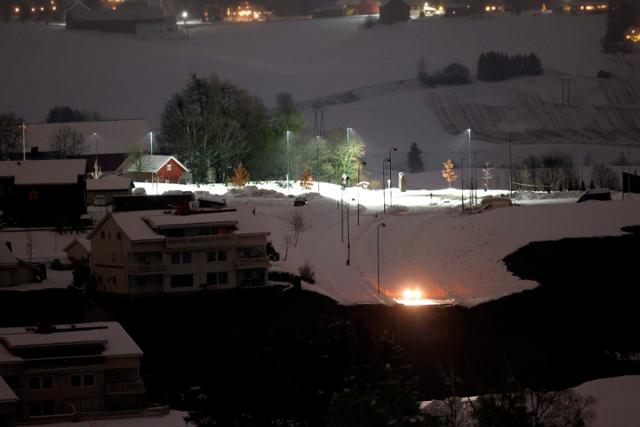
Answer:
xmin=0 ymin=159 xmax=87 ymax=185
xmin=0 ymin=376 xmax=17 ymax=403
xmin=62 ymin=237 xmax=91 ymax=253
xmin=87 ymin=175 xmax=133 ymax=191
xmin=120 ymin=155 xmax=189 ymax=174
xmin=0 ymin=322 xmax=142 ymax=365
xmin=93 ymin=207 xmax=268 ymax=243
xmin=0 ymin=244 xmax=18 ymax=268
xmin=25 ymin=120 xmax=151 ymax=156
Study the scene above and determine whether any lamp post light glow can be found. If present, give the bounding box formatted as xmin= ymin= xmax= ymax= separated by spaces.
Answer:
xmin=377 ymin=222 xmax=386 ymax=294
xmin=93 ymin=132 xmax=98 ymax=163
xmin=182 ymin=11 xmax=189 ymax=39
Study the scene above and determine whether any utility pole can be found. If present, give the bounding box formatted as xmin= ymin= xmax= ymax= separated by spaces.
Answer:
xmin=22 ymin=122 xmax=26 ymax=161
xmin=316 ymin=135 xmax=320 ymax=193
xmin=461 ymin=158 xmax=465 ymax=213
xmin=382 ymin=159 xmax=387 ymax=213
xmin=388 ymin=147 xmax=397 ymax=209
xmin=377 ymin=223 xmax=386 ymax=294
xmin=508 ymin=134 xmax=513 ymax=198
xmin=286 ymin=130 xmax=291 ymax=189
xmin=357 ymin=161 xmax=366 ymax=226
xmin=473 ymin=151 xmax=478 ymax=206
xmin=346 ymin=202 xmax=351 ymax=265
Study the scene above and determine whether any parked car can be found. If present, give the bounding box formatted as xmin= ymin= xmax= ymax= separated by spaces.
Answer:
xmin=293 ymin=196 xmax=308 ymax=207
xmin=133 ymin=187 xmax=147 ymax=196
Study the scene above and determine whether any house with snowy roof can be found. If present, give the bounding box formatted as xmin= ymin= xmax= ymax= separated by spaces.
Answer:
xmin=0 ymin=243 xmax=42 ymax=287
xmin=88 ymin=206 xmax=270 ymax=295
xmin=0 ymin=159 xmax=87 ymax=227
xmin=117 ymin=154 xmax=189 ymax=184
xmin=0 ymin=322 xmax=146 ymax=422
xmin=86 ymin=175 xmax=133 ymax=206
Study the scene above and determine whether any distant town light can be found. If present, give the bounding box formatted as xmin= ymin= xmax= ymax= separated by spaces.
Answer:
xmin=52 ymin=6 xmax=56 ymax=10
xmin=14 ymin=6 xmax=20 ymax=13
xmin=30 ymin=7 xmax=35 ymax=12
xmin=40 ymin=6 xmax=44 ymax=11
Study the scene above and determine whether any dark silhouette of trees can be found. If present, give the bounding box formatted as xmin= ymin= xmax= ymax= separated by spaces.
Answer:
xmin=477 ymin=52 xmax=543 ymax=82
xmin=406 ymin=142 xmax=424 ymax=173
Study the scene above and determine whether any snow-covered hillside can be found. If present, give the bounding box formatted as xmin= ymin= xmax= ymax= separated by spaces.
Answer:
xmin=0 ymin=14 xmax=613 ymax=123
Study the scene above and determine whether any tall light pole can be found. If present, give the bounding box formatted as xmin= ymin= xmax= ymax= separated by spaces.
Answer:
xmin=346 ymin=199 xmax=351 ymax=265
xmin=466 ymin=129 xmax=472 ymax=207
xmin=93 ymin=132 xmax=98 ymax=164
xmin=388 ymin=147 xmax=397 ymax=209
xmin=316 ymin=135 xmax=320 ymax=193
xmin=21 ymin=122 xmax=26 ymax=161
xmin=377 ymin=222 xmax=386 ymax=294
xmin=357 ymin=161 xmax=366 ymax=226
xmin=461 ymin=158 xmax=465 ymax=213
xmin=149 ymin=131 xmax=154 ymax=156
xmin=182 ymin=11 xmax=189 ymax=39
xmin=382 ymin=158 xmax=388 ymax=213
xmin=286 ymin=130 xmax=291 ymax=188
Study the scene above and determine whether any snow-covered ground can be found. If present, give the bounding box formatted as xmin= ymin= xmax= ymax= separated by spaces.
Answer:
xmin=131 ymin=181 xmax=640 ymax=306
xmin=575 ymin=376 xmax=640 ymax=427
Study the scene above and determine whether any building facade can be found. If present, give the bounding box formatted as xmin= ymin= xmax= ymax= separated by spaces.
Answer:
xmin=380 ymin=0 xmax=410 ymax=23
xmin=0 ymin=159 xmax=87 ymax=227
xmin=0 ymin=322 xmax=144 ymax=422
xmin=118 ymin=155 xmax=188 ymax=184
xmin=88 ymin=207 xmax=270 ymax=295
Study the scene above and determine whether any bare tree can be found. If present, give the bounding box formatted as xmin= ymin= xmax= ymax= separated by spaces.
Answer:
xmin=49 ymin=126 xmax=85 ymax=158
xmin=592 ymin=163 xmax=619 ymax=189
xmin=283 ymin=232 xmax=294 ymax=260
xmin=288 ymin=210 xmax=309 ymax=246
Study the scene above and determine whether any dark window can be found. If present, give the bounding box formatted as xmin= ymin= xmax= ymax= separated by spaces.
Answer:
xmin=84 ymin=374 xmax=95 ymax=387
xmin=207 ymin=252 xmax=216 ymax=262
xmin=170 ymin=253 xmax=180 ymax=264
xmin=100 ymin=231 xmax=105 ymax=239
xmin=170 ymin=274 xmax=193 ymax=288
xmin=206 ymin=273 xmax=218 ymax=285
xmin=30 ymin=400 xmax=54 ymax=416
xmin=219 ymin=272 xmax=228 ymax=285
xmin=42 ymin=376 xmax=53 ymax=389
xmin=29 ymin=377 xmax=41 ymax=390
xmin=182 ymin=252 xmax=191 ymax=263
xmin=117 ymin=232 xmax=122 ymax=240
xmin=70 ymin=375 xmax=82 ymax=387
xmin=217 ymin=250 xmax=227 ymax=261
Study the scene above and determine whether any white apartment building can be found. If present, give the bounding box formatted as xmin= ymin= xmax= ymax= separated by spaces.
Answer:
xmin=88 ymin=207 xmax=270 ymax=295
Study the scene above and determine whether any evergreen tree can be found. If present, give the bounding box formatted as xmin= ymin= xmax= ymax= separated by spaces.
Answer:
xmin=406 ymin=142 xmax=424 ymax=173
xmin=602 ymin=1 xmax=638 ymax=53
xmin=159 ymin=74 xmax=270 ymax=183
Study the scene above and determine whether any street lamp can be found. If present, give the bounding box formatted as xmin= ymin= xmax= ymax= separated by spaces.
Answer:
xmin=388 ymin=147 xmax=397 ymax=209
xmin=93 ymin=132 xmax=98 ymax=163
xmin=346 ymin=197 xmax=351 ymax=265
xmin=377 ymin=222 xmax=386 ymax=294
xmin=286 ymin=130 xmax=291 ymax=189
xmin=357 ymin=160 xmax=366 ymax=226
xmin=466 ymin=128 xmax=472 ymax=207
xmin=149 ymin=131 xmax=153 ymax=156
xmin=316 ymin=135 xmax=320 ymax=193
xmin=382 ymin=158 xmax=388 ymax=213
xmin=182 ymin=11 xmax=189 ymax=39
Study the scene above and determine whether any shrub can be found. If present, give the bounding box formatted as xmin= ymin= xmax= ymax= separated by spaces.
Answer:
xmin=596 ymin=70 xmax=613 ymax=79
xmin=477 ymin=51 xmax=543 ymax=82
xmin=418 ymin=62 xmax=471 ymax=87
xmin=298 ymin=261 xmax=315 ymax=284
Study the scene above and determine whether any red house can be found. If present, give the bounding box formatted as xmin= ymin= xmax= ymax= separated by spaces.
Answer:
xmin=119 ymin=154 xmax=189 ymax=184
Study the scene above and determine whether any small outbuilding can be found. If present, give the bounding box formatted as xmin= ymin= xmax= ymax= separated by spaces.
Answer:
xmin=62 ymin=238 xmax=91 ymax=264
xmin=118 ymin=155 xmax=189 ymax=184
xmin=86 ymin=175 xmax=133 ymax=206
xmin=380 ymin=0 xmax=410 ymax=24
xmin=0 ymin=376 xmax=17 ymax=427
xmin=0 ymin=244 xmax=40 ymax=287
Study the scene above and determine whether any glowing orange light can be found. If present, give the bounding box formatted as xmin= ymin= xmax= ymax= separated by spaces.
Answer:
xmin=14 ymin=6 xmax=20 ymax=13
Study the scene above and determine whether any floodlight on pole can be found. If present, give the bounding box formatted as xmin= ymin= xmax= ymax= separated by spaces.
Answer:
xmin=149 ymin=131 xmax=153 ymax=156
xmin=357 ymin=161 xmax=366 ymax=226
xmin=377 ymin=222 xmax=386 ymax=294
xmin=286 ymin=130 xmax=291 ymax=189
xmin=466 ymin=128 xmax=472 ymax=207
xmin=182 ymin=11 xmax=189 ymax=39
xmin=93 ymin=132 xmax=98 ymax=163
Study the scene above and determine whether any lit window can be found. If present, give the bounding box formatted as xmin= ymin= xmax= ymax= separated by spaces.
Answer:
xmin=167 ymin=163 xmax=172 ymax=171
